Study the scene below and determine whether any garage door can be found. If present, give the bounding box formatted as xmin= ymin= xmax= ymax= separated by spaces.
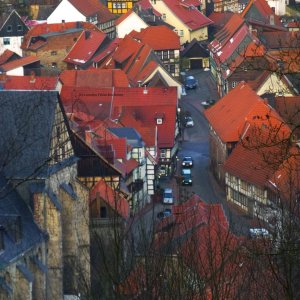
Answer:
xmin=190 ymin=59 xmax=203 ymax=69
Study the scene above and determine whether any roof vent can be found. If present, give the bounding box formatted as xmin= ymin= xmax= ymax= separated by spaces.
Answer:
xmin=143 ymin=85 xmax=148 ymax=94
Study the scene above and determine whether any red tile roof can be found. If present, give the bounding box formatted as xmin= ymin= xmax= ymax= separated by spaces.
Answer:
xmin=241 ymin=0 xmax=282 ymax=27
xmin=0 ymin=56 xmax=40 ymax=72
xmin=162 ymin=0 xmax=213 ymax=30
xmin=1 ymin=74 xmax=58 ymax=90
xmin=135 ymin=0 xmax=162 ymax=16
xmin=0 ymin=49 xmax=17 ymax=65
xmin=22 ymin=21 xmax=96 ymax=49
xmin=130 ymin=25 xmax=180 ymax=50
xmin=209 ymin=13 xmax=245 ymax=52
xmin=204 ymin=82 xmax=288 ymax=142
xmin=64 ymin=29 xmax=107 ymax=66
xmin=115 ymin=9 xmax=134 ymax=26
xmin=223 ymin=124 xmax=291 ymax=187
xmin=60 ymin=68 xmax=129 ymax=88
xmin=92 ymin=38 xmax=120 ymax=63
xmin=90 ymin=178 xmax=129 ymax=219
xmin=68 ymin=0 xmax=115 ymax=22
xmin=60 ymin=86 xmax=177 ymax=148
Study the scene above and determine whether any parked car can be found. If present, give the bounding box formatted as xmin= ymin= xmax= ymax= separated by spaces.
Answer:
xmin=157 ymin=208 xmax=172 ymax=219
xmin=201 ymin=100 xmax=215 ymax=109
xmin=181 ymin=168 xmax=192 ymax=185
xmin=182 ymin=156 xmax=193 ymax=168
xmin=163 ymin=188 xmax=174 ymax=204
xmin=249 ymin=228 xmax=270 ymax=238
xmin=185 ymin=76 xmax=197 ymax=89
xmin=184 ymin=116 xmax=194 ymax=127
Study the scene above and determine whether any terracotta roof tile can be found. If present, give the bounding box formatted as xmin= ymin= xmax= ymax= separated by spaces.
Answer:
xmin=204 ymin=82 xmax=287 ymax=142
xmin=0 ymin=56 xmax=40 ymax=72
xmin=162 ymin=0 xmax=213 ymax=30
xmin=0 ymin=49 xmax=17 ymax=65
xmin=130 ymin=25 xmax=180 ymax=50
xmin=64 ymin=29 xmax=107 ymax=66
xmin=90 ymin=179 xmax=129 ymax=219
xmin=1 ymin=75 xmax=58 ymax=90
xmin=135 ymin=0 xmax=162 ymax=16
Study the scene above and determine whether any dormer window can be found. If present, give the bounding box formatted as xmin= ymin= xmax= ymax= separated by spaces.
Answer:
xmin=155 ymin=112 xmax=165 ymax=125
xmin=7 ymin=25 xmax=12 ymax=32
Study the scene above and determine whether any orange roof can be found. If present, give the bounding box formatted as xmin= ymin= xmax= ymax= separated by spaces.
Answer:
xmin=130 ymin=25 xmax=180 ymax=50
xmin=60 ymin=69 xmax=129 ymax=88
xmin=204 ymin=82 xmax=288 ymax=142
xmin=90 ymin=179 xmax=129 ymax=219
xmin=22 ymin=21 xmax=96 ymax=49
xmin=64 ymin=29 xmax=107 ymax=66
xmin=0 ymin=56 xmax=40 ymax=72
xmin=1 ymin=75 xmax=58 ymax=90
xmin=0 ymin=49 xmax=17 ymax=65
xmin=115 ymin=9 xmax=133 ymax=26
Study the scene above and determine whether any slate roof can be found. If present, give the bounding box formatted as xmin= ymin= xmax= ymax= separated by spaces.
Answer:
xmin=259 ymin=31 xmax=300 ymax=50
xmin=162 ymin=0 xmax=213 ymax=30
xmin=204 ymin=82 xmax=288 ymax=142
xmin=108 ymin=127 xmax=145 ymax=148
xmin=0 ymin=176 xmax=46 ymax=270
xmin=0 ymin=90 xmax=71 ymax=179
xmin=130 ymin=25 xmax=180 ymax=50
xmin=63 ymin=29 xmax=107 ymax=66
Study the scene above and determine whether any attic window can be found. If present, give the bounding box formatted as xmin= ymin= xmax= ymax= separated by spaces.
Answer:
xmin=17 ymin=25 xmax=23 ymax=31
xmin=157 ymin=118 xmax=163 ymax=125
xmin=155 ymin=112 xmax=165 ymax=124
xmin=7 ymin=25 xmax=12 ymax=32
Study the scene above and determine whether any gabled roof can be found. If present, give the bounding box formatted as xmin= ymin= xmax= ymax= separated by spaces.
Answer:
xmin=209 ymin=13 xmax=245 ymax=51
xmin=68 ymin=0 xmax=112 ymax=21
xmin=223 ymin=123 xmax=291 ymax=188
xmin=208 ymin=12 xmax=234 ymax=30
xmin=162 ymin=0 xmax=213 ymax=30
xmin=204 ymin=82 xmax=287 ymax=142
xmin=135 ymin=0 xmax=162 ymax=17
xmin=115 ymin=9 xmax=134 ymax=26
xmin=275 ymin=96 xmax=300 ymax=126
xmin=108 ymin=127 xmax=145 ymax=148
xmin=0 ymin=56 xmax=40 ymax=72
xmin=22 ymin=21 xmax=96 ymax=50
xmin=241 ymin=0 xmax=283 ymax=28
xmin=259 ymin=31 xmax=300 ymax=50
xmin=90 ymin=179 xmax=129 ymax=219
xmin=0 ymin=74 xmax=58 ymax=90
xmin=130 ymin=25 xmax=180 ymax=50
xmin=64 ymin=29 xmax=107 ymax=66
xmin=0 ymin=50 xmax=20 ymax=66
xmin=59 ymin=69 xmax=129 ymax=88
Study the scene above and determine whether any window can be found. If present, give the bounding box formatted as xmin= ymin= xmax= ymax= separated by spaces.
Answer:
xmin=7 ymin=25 xmax=12 ymax=32
xmin=156 ymin=118 xmax=163 ymax=125
xmin=169 ymin=51 xmax=175 ymax=59
xmin=169 ymin=64 xmax=175 ymax=74
xmin=180 ymin=30 xmax=184 ymax=36
xmin=51 ymin=51 xmax=57 ymax=56
xmin=162 ymin=13 xmax=166 ymax=20
xmin=232 ymin=81 xmax=237 ymax=88
xmin=160 ymin=149 xmax=166 ymax=158
xmin=240 ymin=180 xmax=249 ymax=192
xmin=52 ymin=62 xmax=57 ymax=68
xmin=17 ymin=25 xmax=23 ymax=31
xmin=163 ymin=51 xmax=168 ymax=60
xmin=100 ymin=206 xmax=107 ymax=218
xmin=3 ymin=37 xmax=10 ymax=45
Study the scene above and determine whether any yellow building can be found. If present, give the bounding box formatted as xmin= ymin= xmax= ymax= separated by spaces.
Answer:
xmin=107 ymin=0 xmax=138 ymax=14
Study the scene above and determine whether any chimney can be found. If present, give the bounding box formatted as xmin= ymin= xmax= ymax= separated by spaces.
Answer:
xmin=85 ymin=30 xmax=91 ymax=39
xmin=30 ymin=71 xmax=36 ymax=83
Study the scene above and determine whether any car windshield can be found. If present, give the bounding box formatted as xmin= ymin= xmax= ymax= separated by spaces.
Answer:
xmin=164 ymin=192 xmax=172 ymax=198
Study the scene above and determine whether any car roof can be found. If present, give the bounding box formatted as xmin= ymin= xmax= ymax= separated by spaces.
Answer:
xmin=164 ymin=188 xmax=173 ymax=193
xmin=183 ymin=156 xmax=192 ymax=160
